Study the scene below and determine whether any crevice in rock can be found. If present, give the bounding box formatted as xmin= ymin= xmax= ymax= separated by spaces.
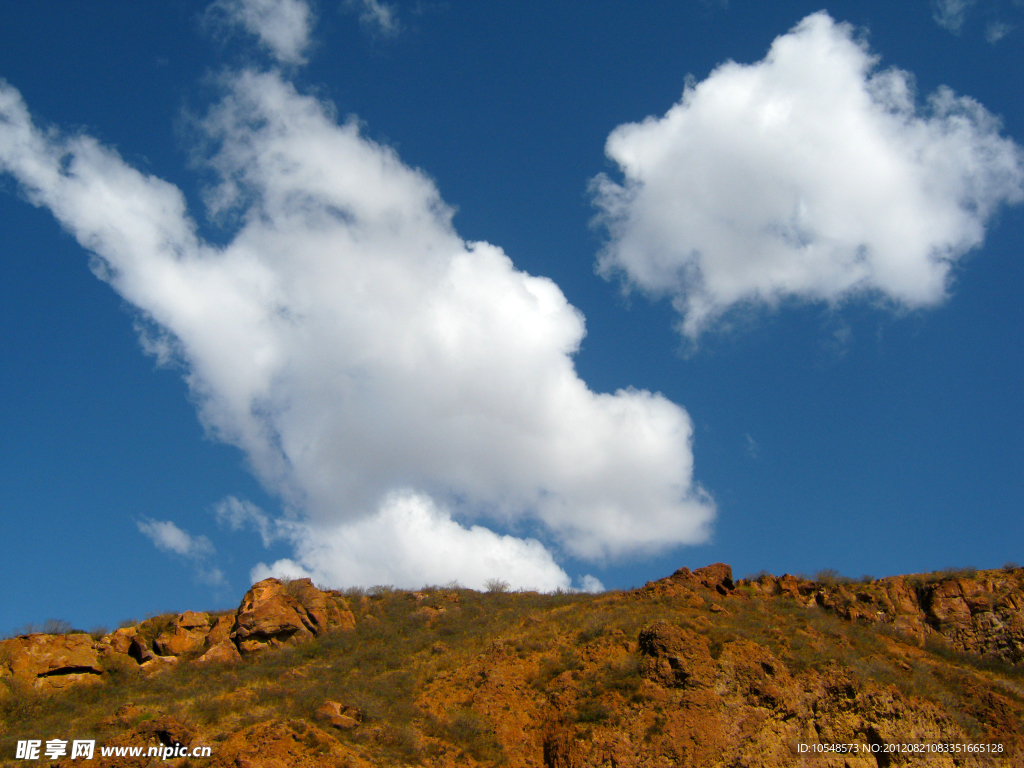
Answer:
xmin=38 ymin=666 xmax=102 ymax=677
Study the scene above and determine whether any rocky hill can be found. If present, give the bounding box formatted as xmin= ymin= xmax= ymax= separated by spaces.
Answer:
xmin=2 ymin=564 xmax=1023 ymax=766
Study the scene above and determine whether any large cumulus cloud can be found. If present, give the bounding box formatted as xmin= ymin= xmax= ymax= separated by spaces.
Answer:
xmin=0 ymin=59 xmax=712 ymax=589
xmin=592 ymin=12 xmax=1024 ymax=338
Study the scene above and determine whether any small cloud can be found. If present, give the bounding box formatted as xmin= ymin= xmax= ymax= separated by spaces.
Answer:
xmin=137 ymin=518 xmax=228 ymax=589
xmin=579 ymin=574 xmax=605 ymax=593
xmin=214 ymin=496 xmax=278 ymax=547
xmin=745 ymin=434 xmax=759 ymax=459
xmin=250 ymin=558 xmax=314 ymax=582
xmin=986 ymin=20 xmax=1014 ymax=41
xmin=137 ymin=518 xmax=215 ymax=558
xmin=344 ymin=0 xmax=402 ymax=38
xmin=197 ymin=566 xmax=229 ymax=588
xmin=208 ymin=0 xmax=314 ymax=64
xmin=933 ymin=0 xmax=976 ymax=32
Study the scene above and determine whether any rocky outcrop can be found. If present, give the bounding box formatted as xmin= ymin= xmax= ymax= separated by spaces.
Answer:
xmin=0 ymin=633 xmax=104 ymax=691
xmin=230 ymin=577 xmax=355 ymax=654
xmin=641 ymin=562 xmax=736 ymax=599
xmin=153 ymin=611 xmax=212 ymax=656
xmin=0 ymin=579 xmax=356 ymax=691
xmin=127 ymin=634 xmax=153 ymax=664
xmin=738 ymin=567 xmax=1024 ymax=664
xmin=638 ymin=620 xmax=716 ymax=689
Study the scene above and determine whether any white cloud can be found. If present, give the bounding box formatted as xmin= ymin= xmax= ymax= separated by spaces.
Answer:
xmin=252 ymin=491 xmax=576 ymax=591
xmin=210 ymin=0 xmax=313 ymax=64
xmin=0 ymin=60 xmax=713 ymax=588
xmin=347 ymin=0 xmax=401 ymax=38
xmin=138 ymin=518 xmax=216 ymax=558
xmin=933 ymin=0 xmax=975 ymax=32
xmin=744 ymin=433 xmax=759 ymax=459
xmin=214 ymin=495 xmax=278 ymax=547
xmin=137 ymin=518 xmax=226 ymax=586
xmin=986 ymin=20 xmax=1014 ymax=42
xmin=592 ymin=12 xmax=1024 ymax=339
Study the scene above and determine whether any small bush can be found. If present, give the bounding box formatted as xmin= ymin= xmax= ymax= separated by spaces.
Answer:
xmin=445 ymin=707 xmax=504 ymax=761
xmin=485 ymin=578 xmax=511 ymax=594
xmin=531 ymin=648 xmax=583 ymax=688
xmin=935 ymin=566 xmax=978 ymax=581
xmin=575 ymin=622 xmax=605 ymax=646
xmin=605 ymin=655 xmax=641 ymax=693
xmin=575 ymin=698 xmax=611 ymax=723
xmin=814 ymin=569 xmax=852 ymax=587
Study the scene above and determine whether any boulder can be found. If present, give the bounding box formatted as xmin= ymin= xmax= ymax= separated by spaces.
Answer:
xmin=232 ymin=579 xmax=315 ymax=654
xmin=154 ymin=612 xmax=211 ymax=657
xmin=137 ymin=713 xmax=195 ymax=748
xmin=206 ymin=614 xmax=234 ymax=647
xmin=104 ymin=627 xmax=138 ymax=655
xmin=231 ymin=578 xmax=354 ymax=655
xmin=128 ymin=634 xmax=154 ymax=664
xmin=196 ymin=640 xmax=241 ymax=665
xmin=292 ymin=580 xmax=356 ymax=632
xmin=315 ymin=700 xmax=362 ymax=730
xmin=0 ymin=633 xmax=104 ymax=691
xmin=140 ymin=655 xmax=178 ymax=675
xmin=694 ymin=563 xmax=735 ymax=594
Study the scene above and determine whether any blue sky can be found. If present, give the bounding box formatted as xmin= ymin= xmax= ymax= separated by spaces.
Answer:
xmin=1 ymin=0 xmax=1022 ymax=635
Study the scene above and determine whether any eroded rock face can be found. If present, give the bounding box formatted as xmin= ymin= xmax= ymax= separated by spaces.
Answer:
xmin=0 ymin=633 xmax=104 ymax=691
xmin=783 ymin=569 xmax=1024 ymax=663
xmin=918 ymin=574 xmax=1024 ymax=660
xmin=230 ymin=578 xmax=355 ymax=655
xmin=638 ymin=621 xmax=716 ymax=689
xmin=10 ymin=565 xmax=1024 ymax=767
xmin=206 ymin=614 xmax=234 ymax=647
xmin=0 ymin=579 xmax=358 ymax=693
xmin=128 ymin=634 xmax=153 ymax=664
xmin=196 ymin=639 xmax=241 ymax=665
xmin=641 ymin=562 xmax=736 ymax=599
xmin=153 ymin=611 xmax=211 ymax=656
xmin=416 ymin=609 xmax=1024 ymax=768
xmin=231 ymin=579 xmax=316 ymax=654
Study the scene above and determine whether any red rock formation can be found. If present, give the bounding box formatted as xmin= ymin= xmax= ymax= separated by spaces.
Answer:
xmin=0 ymin=633 xmax=104 ymax=691
xmin=230 ymin=577 xmax=355 ymax=654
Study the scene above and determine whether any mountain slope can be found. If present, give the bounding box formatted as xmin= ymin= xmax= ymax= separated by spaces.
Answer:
xmin=2 ymin=565 xmax=1023 ymax=766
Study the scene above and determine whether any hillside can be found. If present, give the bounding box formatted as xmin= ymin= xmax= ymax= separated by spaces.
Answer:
xmin=2 ymin=564 xmax=1023 ymax=767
